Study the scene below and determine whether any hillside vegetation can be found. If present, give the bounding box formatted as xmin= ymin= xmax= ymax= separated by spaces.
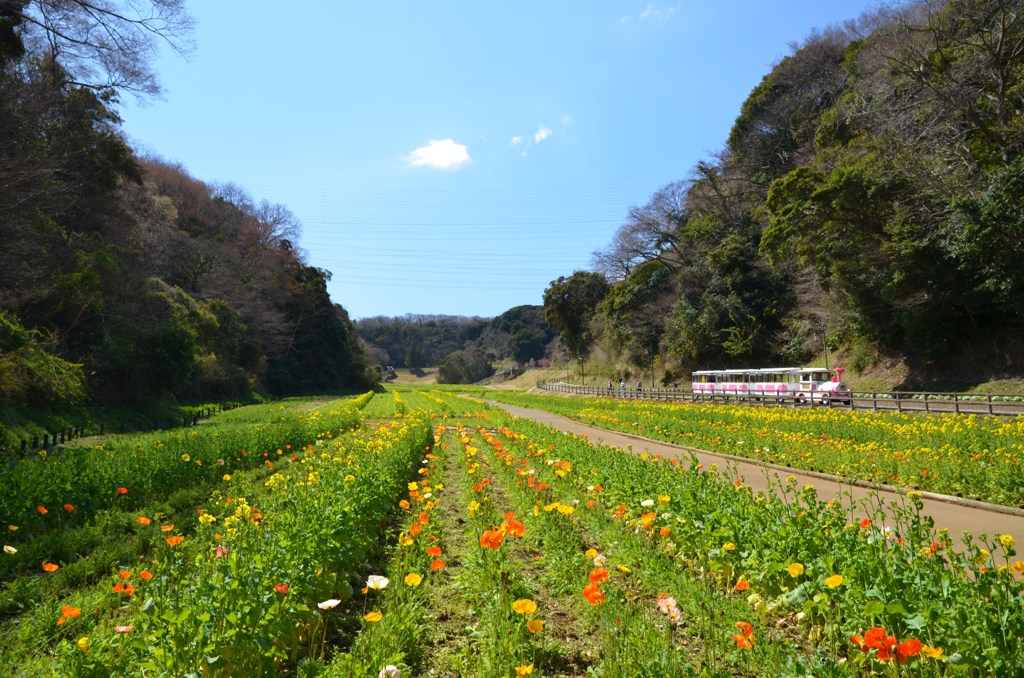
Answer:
xmin=0 ymin=1 xmax=373 ymax=434
xmin=543 ymin=0 xmax=1024 ymax=390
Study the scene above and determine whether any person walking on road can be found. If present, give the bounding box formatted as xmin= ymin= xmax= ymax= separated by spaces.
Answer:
xmin=608 ymin=380 xmax=613 ymax=392
xmin=619 ymin=379 xmax=625 ymax=396
xmin=637 ymin=379 xmax=643 ymax=393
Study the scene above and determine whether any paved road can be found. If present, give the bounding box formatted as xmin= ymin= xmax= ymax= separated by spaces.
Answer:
xmin=486 ymin=400 xmax=1024 ymax=541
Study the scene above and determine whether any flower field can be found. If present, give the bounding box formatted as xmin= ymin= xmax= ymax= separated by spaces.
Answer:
xmin=3 ymin=389 xmax=1021 ymax=676
xmin=485 ymin=392 xmax=1024 ymax=507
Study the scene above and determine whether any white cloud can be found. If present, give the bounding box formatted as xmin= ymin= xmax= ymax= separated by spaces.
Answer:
xmin=534 ymin=124 xmax=553 ymax=143
xmin=619 ymin=15 xmax=629 ymax=24
xmin=406 ymin=139 xmax=472 ymax=170
xmin=509 ymin=135 xmax=523 ymax=146
xmin=639 ymin=3 xmax=678 ymax=21
xmin=560 ymin=115 xmax=572 ymax=125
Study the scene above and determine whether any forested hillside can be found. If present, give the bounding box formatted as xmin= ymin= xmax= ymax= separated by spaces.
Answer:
xmin=549 ymin=0 xmax=1024 ymax=387
xmin=357 ymin=305 xmax=557 ymax=369
xmin=0 ymin=1 xmax=372 ymax=413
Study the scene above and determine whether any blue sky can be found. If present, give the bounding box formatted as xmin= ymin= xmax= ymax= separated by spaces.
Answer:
xmin=121 ymin=0 xmax=876 ymax=319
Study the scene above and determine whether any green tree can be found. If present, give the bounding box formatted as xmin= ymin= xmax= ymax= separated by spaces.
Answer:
xmin=543 ymin=271 xmax=609 ymax=359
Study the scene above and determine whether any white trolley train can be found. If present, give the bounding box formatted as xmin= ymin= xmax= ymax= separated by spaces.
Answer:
xmin=691 ymin=367 xmax=851 ymax=405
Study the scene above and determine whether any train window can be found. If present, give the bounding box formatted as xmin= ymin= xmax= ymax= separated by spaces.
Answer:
xmin=814 ymin=372 xmax=830 ymax=382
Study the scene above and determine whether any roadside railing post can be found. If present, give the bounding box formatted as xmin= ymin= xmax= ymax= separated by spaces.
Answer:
xmin=954 ymin=392 xmax=960 ymax=415
xmin=988 ymin=394 xmax=993 ymax=417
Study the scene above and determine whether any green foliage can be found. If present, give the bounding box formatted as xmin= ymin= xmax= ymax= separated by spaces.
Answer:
xmin=543 ymin=271 xmax=609 ymax=359
xmin=437 ymin=347 xmax=493 ymax=384
xmin=0 ymin=312 xmax=86 ymax=408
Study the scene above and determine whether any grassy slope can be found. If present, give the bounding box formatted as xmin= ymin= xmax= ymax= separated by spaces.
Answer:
xmin=386 ymin=368 xmax=439 ymax=385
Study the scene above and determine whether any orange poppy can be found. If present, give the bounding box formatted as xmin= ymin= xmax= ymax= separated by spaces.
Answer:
xmin=732 ymin=621 xmax=754 ymax=649
xmin=659 ymin=527 xmax=670 ymax=536
xmin=473 ymin=484 xmax=483 ymax=493
xmin=613 ymin=505 xmax=627 ymax=518
xmin=63 ymin=504 xmax=74 ymax=512
xmin=117 ymin=487 xmax=128 ymax=495
xmin=430 ymin=559 xmax=446 ymax=570
xmin=589 ymin=568 xmax=609 ymax=585
xmin=139 ymin=570 xmax=153 ymax=580
xmin=418 ymin=512 xmax=429 ymax=525
xmin=426 ymin=546 xmax=443 ymax=557
xmin=398 ymin=500 xmax=411 ymax=510
xmin=42 ymin=561 xmax=59 ymax=572
xmin=734 ymin=580 xmax=750 ymax=591
xmin=160 ymin=524 xmax=174 ymax=532
xmin=504 ymin=512 xmax=516 ymax=521
xmin=859 ymin=518 xmax=871 ymax=529
xmin=136 ymin=517 xmax=151 ymax=526
xmin=37 ymin=506 xmax=48 ymax=515
xmin=275 ymin=582 xmax=289 ymax=594
xmin=118 ymin=570 xmax=131 ymax=580
xmin=479 ymin=529 xmax=505 ymax=549
xmin=166 ymin=536 xmax=184 ymax=546
xmin=409 ymin=523 xmax=423 ymax=536
xmin=57 ymin=605 xmax=81 ymax=625
xmin=504 ymin=520 xmax=526 ymax=538
xmin=582 ymin=583 xmax=605 ymax=605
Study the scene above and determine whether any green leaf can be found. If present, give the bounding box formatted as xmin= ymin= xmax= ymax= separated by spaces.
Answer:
xmin=863 ymin=601 xmax=884 ymax=616
xmin=904 ymin=614 xmax=926 ymax=631
xmin=886 ymin=601 xmax=908 ymax=615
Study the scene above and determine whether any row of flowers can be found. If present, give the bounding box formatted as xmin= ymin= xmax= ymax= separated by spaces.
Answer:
xmin=52 ymin=409 xmax=432 ymax=676
xmin=484 ymin=411 xmax=1024 ymax=676
xmin=486 ymin=391 xmax=1024 ymax=506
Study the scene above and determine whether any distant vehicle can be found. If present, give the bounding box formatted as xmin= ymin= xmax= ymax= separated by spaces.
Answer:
xmin=691 ymin=367 xmax=850 ymax=406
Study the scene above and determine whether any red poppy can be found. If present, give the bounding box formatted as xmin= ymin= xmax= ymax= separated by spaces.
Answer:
xmin=426 ymin=546 xmax=443 ymax=557
xmin=117 ymin=487 xmax=128 ymax=495
xmin=473 ymin=484 xmax=483 ymax=493
xmin=275 ymin=583 xmax=289 ymax=594
xmin=859 ymin=518 xmax=871 ymax=529
xmin=614 ymin=505 xmax=627 ymax=518
xmin=586 ymin=500 xmax=596 ymax=508
xmin=582 ymin=583 xmax=605 ymax=605
xmin=430 ymin=559 xmax=446 ymax=570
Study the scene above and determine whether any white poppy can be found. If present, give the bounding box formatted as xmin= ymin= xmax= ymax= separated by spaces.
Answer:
xmin=366 ymin=575 xmax=389 ymax=590
xmin=318 ymin=599 xmax=341 ymax=610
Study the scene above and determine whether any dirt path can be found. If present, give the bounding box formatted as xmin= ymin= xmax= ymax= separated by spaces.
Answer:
xmin=486 ymin=400 xmax=1024 ymax=541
